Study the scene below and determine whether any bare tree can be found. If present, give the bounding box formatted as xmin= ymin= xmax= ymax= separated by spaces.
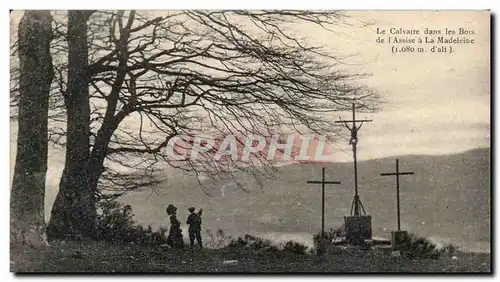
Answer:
xmin=11 ymin=11 xmax=54 ymax=246
xmin=46 ymin=10 xmax=97 ymax=240
xmin=12 ymin=10 xmax=379 ymax=240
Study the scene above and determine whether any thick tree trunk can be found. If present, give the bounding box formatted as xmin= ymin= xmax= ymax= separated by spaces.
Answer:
xmin=86 ymin=129 xmax=113 ymax=195
xmin=46 ymin=11 xmax=96 ymax=241
xmin=87 ymin=115 xmax=124 ymax=192
xmin=11 ymin=11 xmax=54 ymax=247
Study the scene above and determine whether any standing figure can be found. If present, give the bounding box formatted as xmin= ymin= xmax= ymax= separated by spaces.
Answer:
xmin=186 ymin=207 xmax=203 ymax=249
xmin=166 ymin=204 xmax=184 ymax=249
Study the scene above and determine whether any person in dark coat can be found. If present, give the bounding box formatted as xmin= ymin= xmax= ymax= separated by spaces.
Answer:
xmin=166 ymin=204 xmax=184 ymax=249
xmin=186 ymin=207 xmax=203 ymax=249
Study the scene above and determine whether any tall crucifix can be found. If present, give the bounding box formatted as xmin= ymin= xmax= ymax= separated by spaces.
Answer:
xmin=380 ymin=159 xmax=414 ymax=231
xmin=335 ymin=103 xmax=372 ymax=216
xmin=306 ymin=167 xmax=341 ymax=242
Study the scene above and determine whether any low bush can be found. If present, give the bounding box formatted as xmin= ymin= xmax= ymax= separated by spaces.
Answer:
xmin=312 ymin=226 xmax=344 ymax=255
xmin=227 ymin=234 xmax=279 ymax=252
xmin=399 ymin=233 xmax=444 ymax=259
xmin=96 ymin=200 xmax=169 ymax=246
xmin=205 ymin=229 xmax=232 ymax=249
xmin=227 ymin=234 xmax=310 ymax=256
xmin=440 ymin=243 xmax=459 ymax=257
xmin=282 ymin=240 xmax=308 ymax=255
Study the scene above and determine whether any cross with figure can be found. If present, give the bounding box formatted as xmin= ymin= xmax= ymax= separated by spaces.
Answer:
xmin=337 ymin=103 xmax=372 ymax=149
xmin=335 ymin=102 xmax=372 ymax=216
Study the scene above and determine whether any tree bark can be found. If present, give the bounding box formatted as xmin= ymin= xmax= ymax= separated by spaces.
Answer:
xmin=46 ymin=11 xmax=96 ymax=241
xmin=11 ymin=11 xmax=54 ymax=247
xmin=87 ymin=121 xmax=119 ymax=193
xmin=81 ymin=11 xmax=135 ymax=207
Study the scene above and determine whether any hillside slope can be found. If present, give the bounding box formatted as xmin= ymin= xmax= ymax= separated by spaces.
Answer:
xmin=120 ymin=148 xmax=491 ymax=252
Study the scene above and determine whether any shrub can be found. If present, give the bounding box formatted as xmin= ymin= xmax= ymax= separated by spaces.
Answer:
xmin=227 ymin=236 xmax=250 ymax=249
xmin=282 ymin=240 xmax=308 ymax=255
xmin=227 ymin=234 xmax=311 ymax=256
xmin=441 ymin=243 xmax=459 ymax=257
xmin=312 ymin=226 xmax=344 ymax=253
xmin=96 ymin=200 xmax=169 ymax=246
xmin=227 ymin=234 xmax=278 ymax=252
xmin=399 ymin=233 xmax=444 ymax=259
xmin=96 ymin=200 xmax=136 ymax=242
xmin=205 ymin=229 xmax=232 ymax=249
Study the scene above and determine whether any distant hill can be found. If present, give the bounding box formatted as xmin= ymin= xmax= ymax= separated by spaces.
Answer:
xmin=120 ymin=147 xmax=490 ymax=252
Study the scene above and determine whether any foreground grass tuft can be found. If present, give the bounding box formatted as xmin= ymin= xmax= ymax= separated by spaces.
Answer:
xmin=11 ymin=239 xmax=490 ymax=273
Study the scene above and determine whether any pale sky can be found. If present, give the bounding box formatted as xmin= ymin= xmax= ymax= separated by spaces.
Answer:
xmin=317 ymin=11 xmax=490 ymax=161
xmin=10 ymin=11 xmax=490 ymax=162
xmin=9 ymin=11 xmax=490 ymax=212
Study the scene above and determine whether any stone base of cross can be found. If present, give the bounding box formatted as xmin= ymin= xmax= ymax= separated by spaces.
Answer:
xmin=344 ymin=215 xmax=372 ymax=245
xmin=391 ymin=230 xmax=409 ymax=250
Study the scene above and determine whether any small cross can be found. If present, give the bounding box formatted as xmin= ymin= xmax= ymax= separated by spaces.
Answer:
xmin=307 ymin=167 xmax=341 ymax=242
xmin=380 ymin=159 xmax=414 ymax=231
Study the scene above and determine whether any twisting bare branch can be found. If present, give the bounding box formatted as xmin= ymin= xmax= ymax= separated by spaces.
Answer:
xmin=11 ymin=10 xmax=380 ymax=201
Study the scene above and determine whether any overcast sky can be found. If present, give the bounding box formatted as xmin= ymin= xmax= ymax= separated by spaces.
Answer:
xmin=10 ymin=11 xmax=490 ymax=201
xmin=313 ymin=11 xmax=490 ymax=162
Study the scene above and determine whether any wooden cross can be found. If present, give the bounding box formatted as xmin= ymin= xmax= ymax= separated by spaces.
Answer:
xmin=380 ymin=159 xmax=414 ymax=231
xmin=307 ymin=167 xmax=341 ymax=242
xmin=335 ymin=103 xmax=373 ymax=216
xmin=335 ymin=103 xmax=373 ymax=146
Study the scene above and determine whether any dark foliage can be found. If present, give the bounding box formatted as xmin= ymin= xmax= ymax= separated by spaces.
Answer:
xmin=282 ymin=240 xmax=308 ymax=255
xmin=441 ymin=243 xmax=459 ymax=257
xmin=205 ymin=229 xmax=231 ymax=249
xmin=399 ymin=233 xmax=445 ymax=259
xmin=227 ymin=234 xmax=279 ymax=252
xmin=312 ymin=226 xmax=344 ymax=253
xmin=227 ymin=234 xmax=309 ymax=255
xmin=96 ymin=200 xmax=168 ymax=246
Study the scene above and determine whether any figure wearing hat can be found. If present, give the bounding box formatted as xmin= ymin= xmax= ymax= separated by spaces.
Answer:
xmin=186 ymin=207 xmax=203 ymax=249
xmin=166 ymin=204 xmax=184 ymax=249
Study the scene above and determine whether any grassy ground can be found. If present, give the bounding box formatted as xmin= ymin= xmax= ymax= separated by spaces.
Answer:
xmin=11 ymin=241 xmax=491 ymax=273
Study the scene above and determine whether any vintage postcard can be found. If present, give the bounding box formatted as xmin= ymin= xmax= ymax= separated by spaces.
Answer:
xmin=9 ymin=10 xmax=490 ymax=273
